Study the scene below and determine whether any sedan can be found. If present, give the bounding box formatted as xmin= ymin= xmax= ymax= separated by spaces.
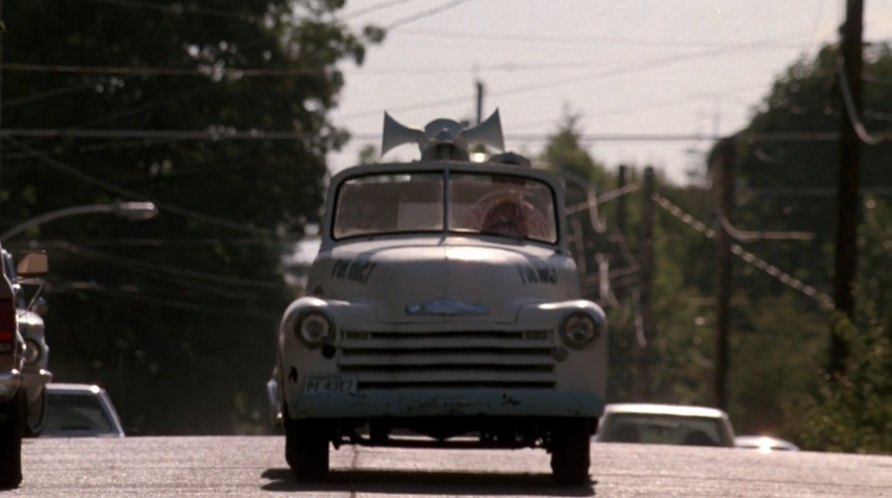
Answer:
xmin=594 ymin=403 xmax=736 ymax=447
xmin=42 ymin=383 xmax=125 ymax=438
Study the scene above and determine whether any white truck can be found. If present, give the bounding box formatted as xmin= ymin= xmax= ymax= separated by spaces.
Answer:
xmin=272 ymin=111 xmax=607 ymax=485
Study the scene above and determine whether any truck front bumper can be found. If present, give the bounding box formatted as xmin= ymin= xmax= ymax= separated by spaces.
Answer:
xmin=287 ymin=388 xmax=604 ymax=420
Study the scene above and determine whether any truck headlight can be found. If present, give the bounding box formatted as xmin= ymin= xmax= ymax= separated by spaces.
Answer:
xmin=296 ymin=312 xmax=332 ymax=347
xmin=560 ymin=312 xmax=600 ymax=349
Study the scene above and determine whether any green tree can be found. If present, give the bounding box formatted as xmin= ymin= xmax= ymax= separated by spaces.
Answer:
xmin=0 ymin=0 xmax=379 ymax=434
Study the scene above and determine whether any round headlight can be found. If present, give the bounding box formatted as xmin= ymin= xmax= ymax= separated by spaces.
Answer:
xmin=297 ymin=312 xmax=331 ymax=347
xmin=23 ymin=338 xmax=42 ymax=365
xmin=560 ymin=313 xmax=600 ymax=349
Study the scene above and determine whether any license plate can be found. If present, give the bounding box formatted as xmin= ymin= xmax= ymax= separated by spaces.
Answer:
xmin=304 ymin=377 xmax=357 ymax=394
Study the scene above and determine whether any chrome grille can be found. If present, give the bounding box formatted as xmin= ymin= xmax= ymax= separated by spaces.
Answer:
xmin=339 ymin=329 xmax=556 ymax=389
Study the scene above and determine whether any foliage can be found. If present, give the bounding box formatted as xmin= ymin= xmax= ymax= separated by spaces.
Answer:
xmin=792 ymin=313 xmax=891 ymax=453
xmin=0 ymin=0 xmax=377 ymax=434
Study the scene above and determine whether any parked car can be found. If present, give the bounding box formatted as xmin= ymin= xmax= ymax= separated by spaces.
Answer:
xmin=2 ymin=248 xmax=53 ymax=437
xmin=271 ymin=111 xmax=608 ymax=485
xmin=735 ymin=435 xmax=799 ymax=452
xmin=42 ymin=383 xmax=125 ymax=438
xmin=594 ymin=403 xmax=736 ymax=447
xmin=0 ymin=250 xmax=48 ymax=489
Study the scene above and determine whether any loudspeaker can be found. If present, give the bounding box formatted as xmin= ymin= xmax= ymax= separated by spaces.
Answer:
xmin=463 ymin=109 xmax=504 ymax=152
xmin=382 ymin=112 xmax=426 ymax=156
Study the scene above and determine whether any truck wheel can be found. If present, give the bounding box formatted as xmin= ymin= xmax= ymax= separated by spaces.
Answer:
xmin=550 ymin=419 xmax=591 ymax=486
xmin=24 ymin=387 xmax=47 ymax=438
xmin=0 ymin=393 xmax=24 ymax=489
xmin=284 ymin=418 xmax=329 ymax=481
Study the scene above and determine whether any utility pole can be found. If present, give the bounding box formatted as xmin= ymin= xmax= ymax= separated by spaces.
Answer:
xmin=634 ymin=166 xmax=655 ymax=400
xmin=617 ymin=164 xmax=627 ymax=235
xmin=475 ymin=80 xmax=484 ymax=125
xmin=714 ymin=138 xmax=735 ymax=411
xmin=832 ymin=0 xmax=863 ymax=374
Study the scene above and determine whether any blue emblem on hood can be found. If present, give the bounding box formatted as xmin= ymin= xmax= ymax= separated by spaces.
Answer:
xmin=405 ymin=299 xmax=490 ymax=316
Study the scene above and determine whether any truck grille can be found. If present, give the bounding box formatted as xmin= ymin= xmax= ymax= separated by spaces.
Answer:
xmin=339 ymin=329 xmax=556 ymax=389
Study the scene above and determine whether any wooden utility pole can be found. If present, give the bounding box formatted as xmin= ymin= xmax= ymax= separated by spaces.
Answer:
xmin=617 ymin=165 xmax=628 ymax=235
xmin=475 ymin=80 xmax=484 ymax=125
xmin=634 ymin=166 xmax=655 ymax=400
xmin=832 ymin=0 xmax=864 ymax=373
xmin=714 ymin=138 xmax=735 ymax=411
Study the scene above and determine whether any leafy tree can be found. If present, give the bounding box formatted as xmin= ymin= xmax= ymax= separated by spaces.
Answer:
xmin=0 ymin=0 xmax=378 ymax=434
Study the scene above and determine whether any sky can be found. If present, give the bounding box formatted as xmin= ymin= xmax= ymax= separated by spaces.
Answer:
xmin=328 ymin=0 xmax=892 ymax=185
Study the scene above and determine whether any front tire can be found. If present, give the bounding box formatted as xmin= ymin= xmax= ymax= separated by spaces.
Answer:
xmin=284 ymin=417 xmax=330 ymax=481
xmin=0 ymin=393 xmax=25 ymax=490
xmin=550 ymin=419 xmax=591 ymax=486
xmin=24 ymin=387 xmax=47 ymax=438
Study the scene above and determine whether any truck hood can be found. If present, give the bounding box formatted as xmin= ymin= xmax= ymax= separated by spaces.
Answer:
xmin=308 ymin=237 xmax=581 ymax=324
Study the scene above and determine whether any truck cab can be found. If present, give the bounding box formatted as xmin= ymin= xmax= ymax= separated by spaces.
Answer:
xmin=274 ymin=111 xmax=607 ymax=485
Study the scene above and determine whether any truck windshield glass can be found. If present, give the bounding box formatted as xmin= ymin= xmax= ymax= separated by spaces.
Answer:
xmin=333 ymin=172 xmax=558 ymax=243
xmin=333 ymin=173 xmax=444 ymax=239
xmin=450 ymin=173 xmax=557 ymax=243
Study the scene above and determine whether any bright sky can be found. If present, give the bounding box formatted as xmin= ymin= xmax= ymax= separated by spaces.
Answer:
xmin=329 ymin=0 xmax=892 ymax=185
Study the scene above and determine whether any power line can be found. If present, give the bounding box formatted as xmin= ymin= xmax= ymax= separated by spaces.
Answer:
xmin=46 ymin=280 xmax=280 ymax=320
xmin=0 ymin=128 xmax=841 ymax=143
xmin=837 ymin=59 xmax=891 ymax=144
xmin=652 ymin=192 xmax=834 ymax=309
xmin=1 ymin=62 xmax=330 ymax=78
xmin=57 ymin=242 xmax=283 ymax=290
xmin=82 ymin=0 xmax=258 ymax=24
xmin=3 ymin=136 xmax=272 ymax=236
xmin=385 ymin=0 xmax=471 ymax=30
xmin=343 ymin=0 xmax=418 ymax=19
xmin=341 ymin=37 xmax=818 ymax=120
xmin=393 ymin=28 xmax=816 ymax=49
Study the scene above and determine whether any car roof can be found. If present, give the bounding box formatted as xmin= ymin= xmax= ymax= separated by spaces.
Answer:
xmin=47 ymin=382 xmax=105 ymax=394
xmin=604 ymin=403 xmax=728 ymax=418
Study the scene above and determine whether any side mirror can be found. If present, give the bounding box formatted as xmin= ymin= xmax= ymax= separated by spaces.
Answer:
xmin=17 ymin=250 xmax=48 ymax=277
xmin=33 ymin=296 xmax=49 ymax=316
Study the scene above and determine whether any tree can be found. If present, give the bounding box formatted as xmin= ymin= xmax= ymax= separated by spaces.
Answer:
xmin=0 ymin=0 xmax=379 ymax=434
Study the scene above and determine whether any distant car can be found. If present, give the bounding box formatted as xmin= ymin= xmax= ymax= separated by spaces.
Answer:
xmin=42 ymin=383 xmax=125 ymax=438
xmin=735 ymin=435 xmax=799 ymax=453
xmin=594 ymin=403 xmax=736 ymax=447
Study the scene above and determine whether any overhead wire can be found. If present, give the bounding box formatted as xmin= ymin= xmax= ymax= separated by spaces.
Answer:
xmin=652 ymin=192 xmax=834 ymax=309
xmin=384 ymin=0 xmax=472 ymax=30
xmin=837 ymin=59 xmax=891 ymax=145
xmin=339 ymin=36 xmax=822 ymax=120
xmin=342 ymin=0 xmax=418 ymax=19
xmin=46 ymin=280 xmax=280 ymax=320
xmin=54 ymin=242 xmax=284 ymax=290
xmin=3 ymin=136 xmax=272 ymax=236
xmin=81 ymin=0 xmax=259 ymax=24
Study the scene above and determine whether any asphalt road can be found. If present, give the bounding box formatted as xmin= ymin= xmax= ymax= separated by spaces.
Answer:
xmin=6 ymin=436 xmax=891 ymax=497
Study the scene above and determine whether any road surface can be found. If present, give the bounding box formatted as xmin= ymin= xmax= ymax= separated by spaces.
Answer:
xmin=7 ymin=436 xmax=891 ymax=496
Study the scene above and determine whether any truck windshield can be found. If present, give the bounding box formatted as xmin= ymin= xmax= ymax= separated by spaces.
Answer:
xmin=333 ymin=173 xmax=444 ymax=239
xmin=449 ymin=173 xmax=557 ymax=243
xmin=332 ymin=171 xmax=557 ymax=244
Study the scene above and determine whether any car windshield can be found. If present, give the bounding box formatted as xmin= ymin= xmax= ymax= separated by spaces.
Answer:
xmin=44 ymin=392 xmax=116 ymax=434
xmin=333 ymin=171 xmax=557 ymax=243
xmin=601 ymin=414 xmax=725 ymax=446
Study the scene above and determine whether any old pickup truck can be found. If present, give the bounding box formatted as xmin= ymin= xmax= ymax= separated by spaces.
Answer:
xmin=272 ymin=111 xmax=607 ymax=485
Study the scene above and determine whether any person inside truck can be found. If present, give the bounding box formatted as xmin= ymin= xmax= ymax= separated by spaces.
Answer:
xmin=481 ymin=198 xmax=529 ymax=238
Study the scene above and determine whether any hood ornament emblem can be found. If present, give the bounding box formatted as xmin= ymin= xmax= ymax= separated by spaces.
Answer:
xmin=405 ymin=299 xmax=490 ymax=316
